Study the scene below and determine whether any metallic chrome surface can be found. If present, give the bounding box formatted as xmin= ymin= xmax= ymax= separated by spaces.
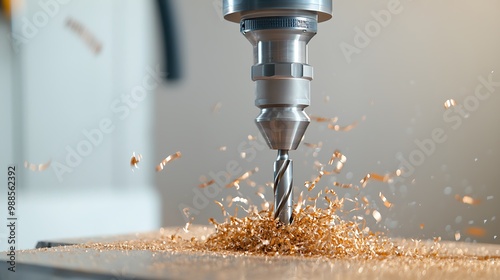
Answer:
xmin=256 ymin=107 xmax=309 ymax=150
xmin=245 ymin=23 xmax=315 ymax=150
xmin=223 ymin=0 xmax=332 ymax=225
xmin=274 ymin=150 xmax=293 ymax=224
xmin=223 ymin=0 xmax=333 ymax=22
xmin=245 ymin=23 xmax=314 ymax=65
xmin=252 ymin=63 xmax=313 ymax=80
xmin=241 ymin=16 xmax=318 ymax=33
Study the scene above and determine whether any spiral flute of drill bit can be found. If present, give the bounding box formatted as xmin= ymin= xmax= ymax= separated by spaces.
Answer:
xmin=274 ymin=150 xmax=293 ymax=224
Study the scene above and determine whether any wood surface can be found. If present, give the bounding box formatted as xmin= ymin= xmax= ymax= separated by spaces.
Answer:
xmin=0 ymin=226 xmax=499 ymax=279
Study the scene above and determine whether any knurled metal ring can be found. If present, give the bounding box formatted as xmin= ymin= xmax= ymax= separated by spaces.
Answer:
xmin=241 ymin=16 xmax=317 ymax=33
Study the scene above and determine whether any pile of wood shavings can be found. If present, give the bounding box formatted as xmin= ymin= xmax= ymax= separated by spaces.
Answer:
xmin=192 ymin=186 xmax=439 ymax=258
xmin=79 ymin=192 xmax=439 ymax=260
xmin=200 ymin=206 xmax=405 ymax=258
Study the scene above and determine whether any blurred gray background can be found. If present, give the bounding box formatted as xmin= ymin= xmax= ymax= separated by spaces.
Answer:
xmin=1 ymin=0 xmax=499 ymax=249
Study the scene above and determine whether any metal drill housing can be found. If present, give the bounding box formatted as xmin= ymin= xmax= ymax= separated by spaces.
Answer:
xmin=223 ymin=0 xmax=333 ymax=150
xmin=223 ymin=0 xmax=332 ymax=225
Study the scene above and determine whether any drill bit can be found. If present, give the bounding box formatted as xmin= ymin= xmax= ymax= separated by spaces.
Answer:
xmin=274 ymin=150 xmax=293 ymax=225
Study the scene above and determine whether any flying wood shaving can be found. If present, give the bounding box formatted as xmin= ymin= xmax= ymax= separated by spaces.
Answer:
xmin=308 ymin=191 xmax=322 ymax=202
xmin=231 ymin=197 xmax=249 ymax=205
xmin=333 ymin=182 xmax=354 ymax=189
xmin=344 ymin=197 xmax=356 ymax=204
xmin=226 ymin=167 xmax=259 ymax=189
xmin=183 ymin=221 xmax=191 ymax=233
xmin=310 ymin=115 xmax=338 ymax=123
xmin=455 ymin=195 xmax=481 ymax=205
xmin=304 ymin=142 xmax=323 ymax=150
xmin=305 ymin=150 xmax=350 ymax=190
xmin=395 ymin=169 xmax=403 ymax=177
xmin=226 ymin=195 xmax=234 ymax=207
xmin=294 ymin=191 xmax=304 ymax=213
xmin=362 ymin=196 xmax=370 ymax=205
xmin=326 ymin=150 xmax=347 ymax=174
xmin=360 ymin=174 xmax=372 ymax=188
xmin=372 ymin=210 xmax=382 ymax=223
xmin=256 ymin=192 xmax=266 ymax=201
xmin=305 ymin=171 xmax=324 ymax=191
xmin=255 ymin=191 xmax=270 ymax=211
xmin=24 ymin=159 xmax=51 ymax=172
xmin=370 ymin=173 xmax=387 ymax=181
xmin=66 ymin=17 xmax=103 ymax=54
xmin=218 ymin=146 xmax=227 ymax=151
xmin=214 ymin=201 xmax=227 ymax=217
xmin=444 ymin=99 xmax=457 ymax=109
xmin=198 ymin=179 xmax=215 ymax=188
xmin=360 ymin=170 xmax=401 ymax=188
xmin=313 ymin=161 xmax=324 ymax=170
xmin=362 ymin=226 xmax=370 ymax=234
xmin=325 ymin=188 xmax=337 ymax=196
xmin=327 ymin=121 xmax=358 ymax=132
xmin=466 ymin=227 xmax=487 ymax=237
xmin=182 ymin=215 xmax=195 ymax=233
xmin=260 ymin=199 xmax=270 ymax=211
xmin=309 ymin=114 xmax=365 ymax=132
xmin=379 ymin=192 xmax=393 ymax=208
xmin=208 ymin=217 xmax=217 ymax=225
xmin=265 ymin=182 xmax=274 ymax=189
xmin=156 ymin=152 xmax=182 ymax=172
xmin=304 ymin=142 xmax=324 ymax=157
xmin=130 ymin=152 xmax=142 ymax=170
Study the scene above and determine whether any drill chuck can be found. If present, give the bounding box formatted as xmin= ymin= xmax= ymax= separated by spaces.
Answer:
xmin=223 ymin=0 xmax=332 ymax=150
xmin=246 ymin=15 xmax=315 ymax=150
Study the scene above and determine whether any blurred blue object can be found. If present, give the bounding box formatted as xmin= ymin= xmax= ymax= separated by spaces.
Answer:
xmin=157 ymin=0 xmax=181 ymax=81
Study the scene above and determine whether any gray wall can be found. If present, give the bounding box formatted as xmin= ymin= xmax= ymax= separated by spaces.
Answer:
xmin=155 ymin=0 xmax=500 ymax=244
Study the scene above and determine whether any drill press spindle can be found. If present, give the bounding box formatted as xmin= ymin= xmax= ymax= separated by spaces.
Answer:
xmin=223 ymin=0 xmax=333 ymax=224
